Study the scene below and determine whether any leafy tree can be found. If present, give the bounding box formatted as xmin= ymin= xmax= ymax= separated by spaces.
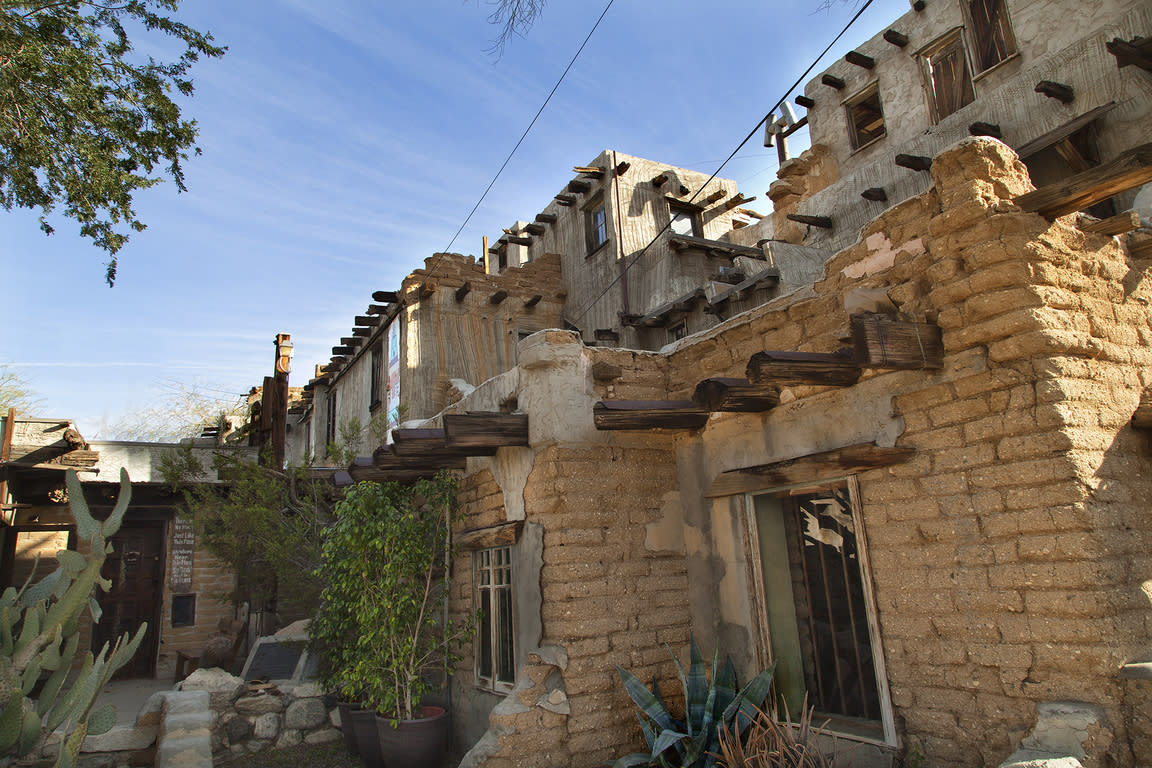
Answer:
xmin=161 ymin=444 xmax=337 ymax=621
xmin=0 ymin=1 xmax=225 ymax=286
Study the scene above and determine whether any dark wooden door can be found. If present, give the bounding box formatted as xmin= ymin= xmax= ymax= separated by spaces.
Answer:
xmin=93 ymin=523 xmax=164 ymax=679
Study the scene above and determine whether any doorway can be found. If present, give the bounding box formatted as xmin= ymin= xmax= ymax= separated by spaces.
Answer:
xmin=93 ymin=522 xmax=165 ymax=679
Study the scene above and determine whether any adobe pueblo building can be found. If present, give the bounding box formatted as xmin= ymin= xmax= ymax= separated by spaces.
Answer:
xmin=277 ymin=0 xmax=1152 ymax=764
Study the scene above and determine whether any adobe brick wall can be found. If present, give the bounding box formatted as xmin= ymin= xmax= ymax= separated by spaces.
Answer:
xmin=658 ymin=137 xmax=1152 ymax=767
xmin=157 ymin=539 xmax=238 ymax=681
xmin=451 ymin=443 xmax=689 ymax=768
xmin=449 ymin=137 xmax=1151 ymax=767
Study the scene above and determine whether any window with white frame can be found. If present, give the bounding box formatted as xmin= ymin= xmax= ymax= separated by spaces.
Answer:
xmin=751 ymin=479 xmax=895 ymax=745
xmin=475 ymin=546 xmax=515 ymax=693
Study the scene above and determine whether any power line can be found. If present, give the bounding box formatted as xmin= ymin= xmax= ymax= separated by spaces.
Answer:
xmin=571 ymin=0 xmax=876 ymax=325
xmin=418 ymin=0 xmax=616 ymax=292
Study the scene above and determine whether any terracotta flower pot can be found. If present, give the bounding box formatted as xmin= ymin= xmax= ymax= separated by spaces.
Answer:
xmin=375 ymin=705 xmax=450 ymax=768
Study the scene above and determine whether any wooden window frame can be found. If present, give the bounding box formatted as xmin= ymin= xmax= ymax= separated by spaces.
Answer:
xmin=667 ymin=200 xmax=702 ymax=238
xmin=919 ymin=29 xmax=976 ymax=122
xmin=369 ymin=343 xmax=383 ymax=412
xmin=963 ymin=0 xmax=1018 ymax=75
xmin=743 ymin=476 xmax=897 ymax=748
xmin=324 ymin=388 xmax=337 ymax=449
xmin=584 ymin=193 xmax=609 ymax=256
xmin=844 ymin=84 xmax=886 ymax=152
xmin=474 ymin=545 xmax=516 ymax=694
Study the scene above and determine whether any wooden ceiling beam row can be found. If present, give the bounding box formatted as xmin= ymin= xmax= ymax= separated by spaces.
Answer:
xmin=595 ymin=315 xmax=943 ymax=432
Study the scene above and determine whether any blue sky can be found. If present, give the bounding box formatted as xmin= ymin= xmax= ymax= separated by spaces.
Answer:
xmin=2 ymin=0 xmax=910 ymax=438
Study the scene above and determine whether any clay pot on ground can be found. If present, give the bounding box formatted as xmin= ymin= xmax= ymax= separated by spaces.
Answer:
xmin=375 ymin=706 xmax=450 ymax=768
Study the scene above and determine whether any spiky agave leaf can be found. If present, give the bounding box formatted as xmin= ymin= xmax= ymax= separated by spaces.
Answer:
xmin=720 ymin=665 xmax=776 ymax=735
xmin=616 ymin=666 xmax=678 ymax=733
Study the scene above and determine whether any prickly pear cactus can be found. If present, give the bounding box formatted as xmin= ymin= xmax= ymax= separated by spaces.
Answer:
xmin=0 ymin=469 xmax=148 ymax=766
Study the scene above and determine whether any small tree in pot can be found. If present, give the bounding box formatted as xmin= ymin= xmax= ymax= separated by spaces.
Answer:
xmin=310 ymin=472 xmax=473 ymax=768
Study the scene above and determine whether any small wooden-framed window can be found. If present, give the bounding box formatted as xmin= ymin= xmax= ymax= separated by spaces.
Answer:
xmin=324 ymin=388 xmax=337 ymax=448
xmin=668 ymin=322 xmax=688 ymax=343
xmin=667 ymin=200 xmax=702 ymax=238
xmin=475 ymin=546 xmax=515 ymax=693
xmin=845 ymin=84 xmax=886 ymax=151
xmin=369 ymin=343 xmax=383 ymax=411
xmin=965 ymin=0 xmax=1017 ymax=73
xmin=585 ymin=193 xmax=609 ymax=255
xmin=920 ymin=30 xmax=975 ymax=121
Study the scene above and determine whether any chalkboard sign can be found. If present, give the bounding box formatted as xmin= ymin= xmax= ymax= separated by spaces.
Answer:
xmin=245 ymin=641 xmax=306 ymax=681
xmin=170 ymin=517 xmax=195 ymax=592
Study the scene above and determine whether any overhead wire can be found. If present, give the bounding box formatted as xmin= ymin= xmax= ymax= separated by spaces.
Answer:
xmin=570 ymin=0 xmax=876 ymax=325
xmin=417 ymin=0 xmax=616 ymax=294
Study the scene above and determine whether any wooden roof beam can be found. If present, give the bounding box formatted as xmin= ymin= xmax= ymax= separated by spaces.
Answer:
xmin=747 ymin=349 xmax=860 ymax=387
xmin=895 ymin=154 xmax=932 ymax=171
xmin=1035 ymin=80 xmax=1074 ymax=103
xmin=693 ymin=378 xmax=781 ymax=413
xmin=366 ymin=304 xmax=390 ymax=315
xmin=786 ymin=213 xmax=833 ymax=229
xmin=387 ymin=429 xmax=498 ymax=458
xmin=455 ymin=282 xmax=471 ymax=302
xmin=861 ymin=187 xmax=888 ymax=202
xmin=1016 ymin=142 xmax=1152 ymax=219
xmin=795 ymin=95 xmax=815 ymax=109
xmin=354 ymin=315 xmax=380 ymax=327
xmin=851 ymin=314 xmax=944 ymax=369
xmin=443 ymin=413 xmax=529 ymax=449
xmin=524 ymin=223 xmax=546 ymax=235
xmin=845 ymin=51 xmax=874 ymax=69
xmin=821 ymin=74 xmax=845 ymax=90
xmin=969 ymin=122 xmax=1002 ymax=139
xmin=535 ymin=212 xmax=557 ymax=224
xmin=1080 ymin=211 xmax=1141 ymax=236
xmin=554 ymin=194 xmax=576 ymax=206
xmin=1106 ymin=37 xmax=1152 ymax=72
xmin=372 ymin=291 xmax=399 ymax=303
xmin=593 ymin=401 xmax=709 ymax=431
xmin=573 ymin=165 xmax=605 ymax=177
xmin=706 ymin=443 xmax=916 ymax=498
xmin=339 ymin=337 xmax=363 ymax=347
xmin=883 ymin=29 xmax=909 ymax=47
xmin=567 ymin=179 xmax=591 ymax=194
xmin=615 ymin=160 xmax=631 ymax=176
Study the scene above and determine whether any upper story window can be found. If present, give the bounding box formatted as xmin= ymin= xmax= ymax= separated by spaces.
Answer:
xmin=475 ymin=546 xmax=515 ymax=693
xmin=585 ymin=194 xmax=608 ymax=255
xmin=965 ymin=0 xmax=1017 ymax=72
xmin=667 ymin=200 xmax=702 ymax=237
xmin=369 ymin=343 xmax=383 ymax=410
xmin=324 ymin=388 xmax=337 ymax=449
xmin=922 ymin=30 xmax=975 ymax=121
xmin=846 ymin=84 xmax=886 ymax=151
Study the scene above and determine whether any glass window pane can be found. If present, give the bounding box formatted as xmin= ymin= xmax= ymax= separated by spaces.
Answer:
xmin=497 ymin=587 xmax=515 ymax=684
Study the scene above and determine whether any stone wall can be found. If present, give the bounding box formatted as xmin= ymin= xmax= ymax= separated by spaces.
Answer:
xmin=178 ymin=668 xmax=341 ymax=759
xmin=446 ymin=136 xmax=1152 ymax=768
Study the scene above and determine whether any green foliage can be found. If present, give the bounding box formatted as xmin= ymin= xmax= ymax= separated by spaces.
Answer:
xmin=161 ymin=444 xmax=334 ymax=611
xmin=0 ymin=469 xmax=148 ymax=766
xmin=310 ymin=473 xmax=474 ymax=722
xmin=613 ymin=636 xmax=775 ymax=768
xmin=0 ymin=1 xmax=225 ymax=285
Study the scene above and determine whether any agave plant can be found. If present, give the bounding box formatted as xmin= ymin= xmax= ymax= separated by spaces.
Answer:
xmin=612 ymin=636 xmax=775 ymax=768
xmin=715 ymin=696 xmax=838 ymax=768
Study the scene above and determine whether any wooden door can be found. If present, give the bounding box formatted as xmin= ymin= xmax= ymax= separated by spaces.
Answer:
xmin=92 ymin=523 xmax=164 ymax=679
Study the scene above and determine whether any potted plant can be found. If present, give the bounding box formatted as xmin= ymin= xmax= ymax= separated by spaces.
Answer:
xmin=310 ymin=472 xmax=472 ymax=768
